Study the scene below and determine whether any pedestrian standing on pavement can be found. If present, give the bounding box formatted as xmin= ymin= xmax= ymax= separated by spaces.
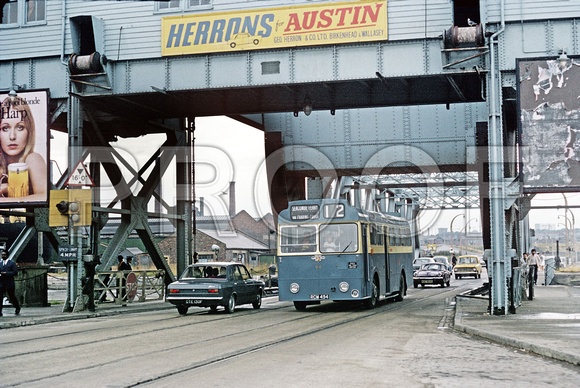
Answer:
xmin=0 ymin=250 xmax=21 ymax=316
xmin=118 ymin=255 xmax=130 ymax=271
xmin=83 ymin=255 xmax=99 ymax=312
xmin=522 ymin=252 xmax=528 ymax=267
xmin=527 ymin=249 xmax=541 ymax=285
xmin=117 ymin=255 xmax=130 ymax=300
xmin=451 ymin=254 xmax=457 ymax=268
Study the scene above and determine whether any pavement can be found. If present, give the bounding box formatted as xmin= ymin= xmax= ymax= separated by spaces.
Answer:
xmin=1 ymin=284 xmax=579 ymax=368
xmin=0 ymin=299 xmax=174 ymax=329
xmin=454 ymin=284 xmax=580 ymax=367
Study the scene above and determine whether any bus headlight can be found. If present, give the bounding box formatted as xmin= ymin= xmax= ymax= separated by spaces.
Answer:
xmin=339 ymin=282 xmax=349 ymax=292
xmin=351 ymin=289 xmax=360 ymax=298
xmin=290 ymin=283 xmax=300 ymax=294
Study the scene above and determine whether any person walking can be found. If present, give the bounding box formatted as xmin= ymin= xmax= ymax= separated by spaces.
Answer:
xmin=451 ymin=254 xmax=457 ymax=268
xmin=527 ymin=249 xmax=541 ymax=285
xmin=0 ymin=250 xmax=21 ymax=316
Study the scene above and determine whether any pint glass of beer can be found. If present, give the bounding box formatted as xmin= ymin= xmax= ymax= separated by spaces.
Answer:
xmin=8 ymin=163 xmax=29 ymax=197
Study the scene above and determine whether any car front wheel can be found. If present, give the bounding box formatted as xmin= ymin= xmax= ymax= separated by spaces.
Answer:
xmin=252 ymin=292 xmax=262 ymax=309
xmin=294 ymin=301 xmax=307 ymax=310
xmin=225 ymin=294 xmax=236 ymax=313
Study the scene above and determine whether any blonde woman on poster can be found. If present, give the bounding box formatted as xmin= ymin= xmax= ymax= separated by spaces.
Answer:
xmin=0 ymin=93 xmax=47 ymax=202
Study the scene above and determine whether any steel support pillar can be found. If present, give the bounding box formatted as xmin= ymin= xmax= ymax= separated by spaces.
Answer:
xmin=67 ymin=94 xmax=85 ymax=313
xmin=487 ymin=2 xmax=510 ymax=315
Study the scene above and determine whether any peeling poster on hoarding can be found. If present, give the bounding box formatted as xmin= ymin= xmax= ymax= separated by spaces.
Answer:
xmin=519 ymin=58 xmax=580 ymax=189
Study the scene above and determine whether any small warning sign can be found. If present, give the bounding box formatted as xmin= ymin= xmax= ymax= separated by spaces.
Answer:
xmin=65 ymin=161 xmax=95 ymax=187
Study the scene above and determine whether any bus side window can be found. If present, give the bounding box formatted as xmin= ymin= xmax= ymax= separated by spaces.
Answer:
xmin=403 ymin=228 xmax=411 ymax=246
xmin=395 ymin=228 xmax=401 ymax=246
xmin=375 ymin=225 xmax=383 ymax=245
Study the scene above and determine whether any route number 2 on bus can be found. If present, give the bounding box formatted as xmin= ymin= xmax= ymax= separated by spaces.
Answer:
xmin=323 ymin=203 xmax=345 ymax=219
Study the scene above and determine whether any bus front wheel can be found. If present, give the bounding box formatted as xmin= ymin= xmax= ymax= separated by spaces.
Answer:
xmin=294 ymin=301 xmax=307 ymax=311
xmin=364 ymin=278 xmax=379 ymax=309
xmin=395 ymin=273 xmax=405 ymax=302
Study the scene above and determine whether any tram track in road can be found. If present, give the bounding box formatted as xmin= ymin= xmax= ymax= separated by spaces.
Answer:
xmin=129 ymin=287 xmax=461 ymax=387
xmin=0 ymin=302 xmax=291 ymax=359
xmin=4 ymin=287 xmax=466 ymax=387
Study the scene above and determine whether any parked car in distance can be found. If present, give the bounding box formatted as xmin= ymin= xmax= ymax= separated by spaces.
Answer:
xmin=166 ymin=262 xmax=264 ymax=315
xmin=454 ymin=255 xmax=482 ymax=279
xmin=432 ymin=255 xmax=453 ymax=272
xmin=413 ymin=257 xmax=436 ymax=272
xmin=479 ymin=257 xmax=487 ymax=269
xmin=413 ymin=262 xmax=452 ymax=288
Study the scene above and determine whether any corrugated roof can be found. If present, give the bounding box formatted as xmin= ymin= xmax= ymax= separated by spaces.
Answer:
xmin=199 ymin=229 xmax=268 ymax=250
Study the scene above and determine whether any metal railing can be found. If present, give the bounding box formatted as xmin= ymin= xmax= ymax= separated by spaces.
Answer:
xmin=544 ymin=258 xmax=555 ymax=286
xmin=511 ymin=267 xmax=522 ymax=310
xmin=94 ymin=270 xmax=165 ymax=305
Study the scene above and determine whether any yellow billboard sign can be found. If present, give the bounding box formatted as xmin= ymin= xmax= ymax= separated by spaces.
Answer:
xmin=162 ymin=0 xmax=387 ymax=56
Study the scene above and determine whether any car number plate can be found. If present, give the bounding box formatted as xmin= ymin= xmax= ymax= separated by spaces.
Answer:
xmin=186 ymin=299 xmax=203 ymax=305
xmin=423 ymin=279 xmax=433 ymax=283
xmin=310 ymin=294 xmax=329 ymax=300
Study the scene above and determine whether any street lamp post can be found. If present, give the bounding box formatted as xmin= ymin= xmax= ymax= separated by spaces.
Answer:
xmin=558 ymin=221 xmax=570 ymax=266
xmin=567 ymin=210 xmax=576 ymax=263
xmin=562 ymin=194 xmax=576 ymax=263
xmin=559 ymin=215 xmax=574 ymax=266
xmin=449 ymin=214 xmax=465 ymax=254
xmin=458 ymin=218 xmax=478 ymax=255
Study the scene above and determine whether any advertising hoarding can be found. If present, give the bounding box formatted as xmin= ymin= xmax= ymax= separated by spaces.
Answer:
xmin=162 ymin=0 xmax=388 ymax=56
xmin=0 ymin=90 xmax=49 ymax=207
xmin=518 ymin=56 xmax=580 ymax=192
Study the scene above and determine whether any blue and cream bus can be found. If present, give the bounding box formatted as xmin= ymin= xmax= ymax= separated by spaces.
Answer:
xmin=277 ymin=199 xmax=414 ymax=310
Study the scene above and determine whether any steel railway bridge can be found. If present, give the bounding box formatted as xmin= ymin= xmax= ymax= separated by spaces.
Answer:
xmin=1 ymin=0 xmax=579 ymax=314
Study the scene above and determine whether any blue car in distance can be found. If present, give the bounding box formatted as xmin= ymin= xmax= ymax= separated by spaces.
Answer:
xmin=166 ymin=262 xmax=264 ymax=315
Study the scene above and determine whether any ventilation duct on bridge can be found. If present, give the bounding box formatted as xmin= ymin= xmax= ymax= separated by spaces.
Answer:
xmin=443 ymin=24 xmax=485 ymax=48
xmin=68 ymin=15 xmax=107 ymax=74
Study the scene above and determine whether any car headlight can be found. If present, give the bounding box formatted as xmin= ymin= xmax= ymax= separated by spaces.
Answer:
xmin=290 ymin=283 xmax=300 ymax=294
xmin=339 ymin=282 xmax=349 ymax=292
xmin=351 ymin=289 xmax=359 ymax=298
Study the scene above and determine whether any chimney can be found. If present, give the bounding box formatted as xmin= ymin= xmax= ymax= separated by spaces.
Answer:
xmin=198 ymin=196 xmax=205 ymax=216
xmin=229 ymin=181 xmax=236 ymax=218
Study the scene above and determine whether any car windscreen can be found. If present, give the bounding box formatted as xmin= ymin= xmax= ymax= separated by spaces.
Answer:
xmin=422 ymin=264 xmax=443 ymax=270
xmin=459 ymin=257 xmax=477 ymax=264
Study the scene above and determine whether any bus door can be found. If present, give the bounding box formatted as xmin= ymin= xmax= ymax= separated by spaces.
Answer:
xmin=384 ymin=227 xmax=390 ymax=292
xmin=361 ymin=224 xmax=369 ymax=294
